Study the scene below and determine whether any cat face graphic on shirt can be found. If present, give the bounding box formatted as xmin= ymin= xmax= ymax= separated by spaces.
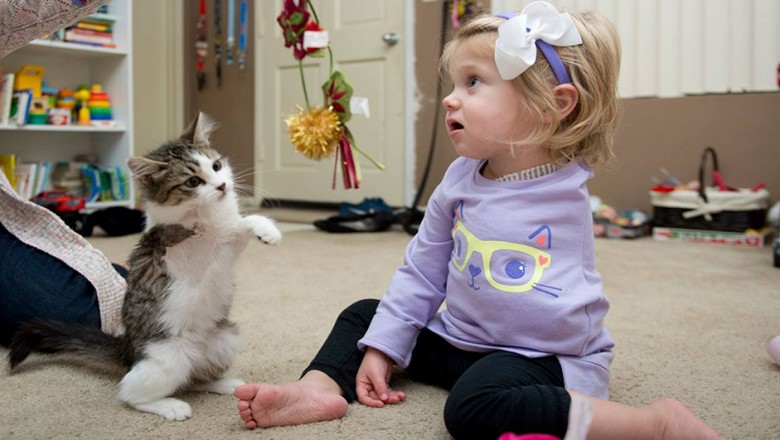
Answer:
xmin=450 ymin=201 xmax=561 ymax=298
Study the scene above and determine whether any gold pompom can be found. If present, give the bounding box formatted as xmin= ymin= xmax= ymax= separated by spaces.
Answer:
xmin=285 ymin=106 xmax=341 ymax=161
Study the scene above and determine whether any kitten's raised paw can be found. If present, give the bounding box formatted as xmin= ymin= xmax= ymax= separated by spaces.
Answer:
xmin=244 ymin=215 xmax=282 ymax=245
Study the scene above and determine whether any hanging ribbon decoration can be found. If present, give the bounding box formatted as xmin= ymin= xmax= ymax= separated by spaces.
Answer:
xmin=214 ymin=0 xmax=223 ymax=86
xmin=237 ymin=0 xmax=248 ymax=70
xmin=195 ymin=0 xmax=208 ymax=90
xmin=276 ymin=0 xmax=384 ymax=189
xmin=226 ymin=0 xmax=236 ymax=65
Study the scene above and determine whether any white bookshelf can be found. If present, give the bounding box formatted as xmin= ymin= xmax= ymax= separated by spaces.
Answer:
xmin=0 ymin=0 xmax=133 ymax=210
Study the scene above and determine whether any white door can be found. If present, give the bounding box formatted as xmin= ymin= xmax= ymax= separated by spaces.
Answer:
xmin=254 ymin=0 xmax=407 ymax=206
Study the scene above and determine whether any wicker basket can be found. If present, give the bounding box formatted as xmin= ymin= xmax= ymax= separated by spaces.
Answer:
xmin=650 ymin=147 xmax=770 ymax=233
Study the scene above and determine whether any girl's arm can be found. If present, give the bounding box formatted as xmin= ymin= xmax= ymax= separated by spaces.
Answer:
xmin=357 ymin=182 xmax=455 ymax=368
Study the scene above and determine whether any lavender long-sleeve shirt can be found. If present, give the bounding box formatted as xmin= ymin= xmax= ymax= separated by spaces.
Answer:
xmin=358 ymin=157 xmax=614 ymax=399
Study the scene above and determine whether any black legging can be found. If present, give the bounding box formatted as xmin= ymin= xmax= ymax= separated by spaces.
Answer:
xmin=302 ymin=298 xmax=571 ymax=439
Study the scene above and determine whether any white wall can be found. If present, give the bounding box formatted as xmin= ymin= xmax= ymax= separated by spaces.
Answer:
xmin=493 ymin=0 xmax=780 ymax=98
xmin=131 ymin=0 xmax=184 ymax=154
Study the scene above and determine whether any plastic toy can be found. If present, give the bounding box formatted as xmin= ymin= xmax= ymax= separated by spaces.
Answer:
xmin=498 ymin=434 xmax=560 ymax=440
xmin=27 ymin=97 xmax=50 ymax=124
xmin=47 ymin=108 xmax=70 ymax=125
xmin=767 ymin=335 xmax=780 ymax=365
xmin=41 ymin=81 xmax=58 ymax=107
xmin=56 ymin=88 xmax=75 ymax=109
xmin=73 ymin=85 xmax=91 ymax=125
xmin=13 ymin=65 xmax=45 ymax=97
xmin=86 ymin=84 xmax=114 ymax=127
xmin=32 ymin=190 xmax=86 ymax=213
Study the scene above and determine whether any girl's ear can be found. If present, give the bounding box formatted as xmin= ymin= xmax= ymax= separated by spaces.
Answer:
xmin=553 ymin=84 xmax=579 ymax=120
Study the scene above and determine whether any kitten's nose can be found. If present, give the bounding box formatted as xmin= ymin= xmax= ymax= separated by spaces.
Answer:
xmin=217 ymin=183 xmax=226 ymax=192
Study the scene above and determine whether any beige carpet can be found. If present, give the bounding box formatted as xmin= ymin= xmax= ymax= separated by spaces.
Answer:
xmin=2 ymin=224 xmax=779 ymax=440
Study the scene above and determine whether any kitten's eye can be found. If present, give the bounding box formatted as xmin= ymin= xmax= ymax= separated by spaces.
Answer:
xmin=504 ymin=260 xmax=527 ymax=280
xmin=185 ymin=177 xmax=202 ymax=188
xmin=213 ymin=160 xmax=222 ymax=172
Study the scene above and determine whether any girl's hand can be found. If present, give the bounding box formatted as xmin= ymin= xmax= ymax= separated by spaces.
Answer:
xmin=355 ymin=348 xmax=407 ymax=407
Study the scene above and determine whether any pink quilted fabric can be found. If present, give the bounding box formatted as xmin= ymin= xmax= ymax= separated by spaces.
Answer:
xmin=0 ymin=169 xmax=126 ymax=335
xmin=0 ymin=0 xmax=110 ymax=59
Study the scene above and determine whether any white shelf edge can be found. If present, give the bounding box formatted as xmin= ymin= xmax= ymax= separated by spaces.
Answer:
xmin=27 ymin=39 xmax=127 ymax=56
xmin=0 ymin=124 xmax=126 ymax=133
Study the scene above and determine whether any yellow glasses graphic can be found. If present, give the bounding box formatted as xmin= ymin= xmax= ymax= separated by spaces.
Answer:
xmin=451 ymin=219 xmax=556 ymax=295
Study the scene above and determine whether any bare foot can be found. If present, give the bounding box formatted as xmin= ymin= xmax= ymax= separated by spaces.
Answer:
xmin=648 ymin=398 xmax=725 ymax=440
xmin=234 ymin=374 xmax=348 ymax=429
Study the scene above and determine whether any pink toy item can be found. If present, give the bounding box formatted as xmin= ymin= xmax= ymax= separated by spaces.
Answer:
xmin=498 ymin=434 xmax=560 ymax=440
xmin=767 ymin=335 xmax=780 ymax=365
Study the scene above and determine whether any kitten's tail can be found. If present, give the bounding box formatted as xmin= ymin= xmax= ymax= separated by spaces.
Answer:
xmin=7 ymin=320 xmax=133 ymax=370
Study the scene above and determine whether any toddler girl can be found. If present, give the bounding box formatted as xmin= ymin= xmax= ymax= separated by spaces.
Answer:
xmin=236 ymin=2 xmax=723 ymax=439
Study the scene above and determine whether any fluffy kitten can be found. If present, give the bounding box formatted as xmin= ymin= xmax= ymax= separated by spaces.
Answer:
xmin=8 ymin=112 xmax=281 ymax=421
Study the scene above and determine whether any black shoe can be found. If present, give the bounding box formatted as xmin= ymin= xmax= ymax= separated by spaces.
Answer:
xmin=313 ymin=211 xmax=396 ymax=233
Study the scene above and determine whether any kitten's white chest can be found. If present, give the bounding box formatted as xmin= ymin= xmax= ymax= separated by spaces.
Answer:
xmin=161 ymin=227 xmax=242 ymax=333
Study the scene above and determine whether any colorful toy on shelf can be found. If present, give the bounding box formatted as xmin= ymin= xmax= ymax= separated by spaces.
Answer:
xmin=73 ymin=85 xmax=91 ymax=125
xmin=47 ymin=108 xmax=70 ymax=125
xmin=55 ymin=88 xmax=75 ymax=125
xmin=13 ymin=65 xmax=45 ymax=98
xmin=86 ymin=84 xmax=115 ymax=127
xmin=41 ymin=82 xmax=58 ymax=107
xmin=27 ymin=97 xmax=50 ymax=125
xmin=56 ymin=88 xmax=75 ymax=109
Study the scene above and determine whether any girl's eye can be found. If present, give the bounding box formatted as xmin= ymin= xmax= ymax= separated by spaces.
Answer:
xmin=469 ymin=76 xmax=482 ymax=87
xmin=186 ymin=177 xmax=202 ymax=188
xmin=213 ymin=160 xmax=222 ymax=172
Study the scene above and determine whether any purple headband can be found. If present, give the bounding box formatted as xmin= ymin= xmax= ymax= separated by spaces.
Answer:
xmin=494 ymin=5 xmax=583 ymax=85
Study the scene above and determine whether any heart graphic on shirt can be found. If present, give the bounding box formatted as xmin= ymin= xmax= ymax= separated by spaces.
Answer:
xmin=468 ymin=264 xmax=482 ymax=277
xmin=539 ymin=255 xmax=549 ymax=265
xmin=536 ymin=236 xmax=546 ymax=246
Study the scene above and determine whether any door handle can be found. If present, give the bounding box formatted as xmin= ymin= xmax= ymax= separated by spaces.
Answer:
xmin=382 ymin=32 xmax=400 ymax=46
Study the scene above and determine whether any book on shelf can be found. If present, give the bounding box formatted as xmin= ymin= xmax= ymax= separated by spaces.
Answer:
xmin=68 ymin=28 xmax=113 ymax=38
xmin=0 ymin=154 xmax=16 ymax=187
xmin=14 ymin=163 xmax=36 ymax=199
xmin=55 ymin=11 xmax=116 ymax=47
xmin=9 ymin=89 xmax=32 ymax=126
xmin=81 ymin=163 xmax=129 ymax=203
xmin=0 ymin=73 xmax=14 ymax=125
xmin=64 ymin=29 xmax=115 ymax=46
xmin=0 ymin=159 xmax=127 ymax=203
xmin=0 ymin=159 xmax=51 ymax=199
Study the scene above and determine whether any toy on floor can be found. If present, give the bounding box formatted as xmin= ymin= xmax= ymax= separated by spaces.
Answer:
xmin=768 ymin=201 xmax=780 ymax=268
xmin=498 ymin=434 xmax=560 ymax=440
xmin=590 ymin=195 xmax=650 ymax=239
xmin=767 ymin=335 xmax=780 ymax=366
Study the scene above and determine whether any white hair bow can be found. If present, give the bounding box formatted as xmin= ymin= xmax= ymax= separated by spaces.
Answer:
xmin=494 ymin=1 xmax=583 ymax=81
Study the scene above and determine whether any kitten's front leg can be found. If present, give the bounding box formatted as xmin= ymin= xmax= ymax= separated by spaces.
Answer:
xmin=239 ymin=214 xmax=282 ymax=245
xmin=140 ymin=223 xmax=196 ymax=248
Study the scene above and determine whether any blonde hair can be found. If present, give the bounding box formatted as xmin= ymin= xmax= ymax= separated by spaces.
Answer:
xmin=440 ymin=8 xmax=622 ymax=167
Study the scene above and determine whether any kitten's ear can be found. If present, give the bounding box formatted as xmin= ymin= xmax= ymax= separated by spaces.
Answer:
xmin=127 ymin=157 xmax=167 ymax=177
xmin=181 ymin=112 xmax=219 ymax=147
